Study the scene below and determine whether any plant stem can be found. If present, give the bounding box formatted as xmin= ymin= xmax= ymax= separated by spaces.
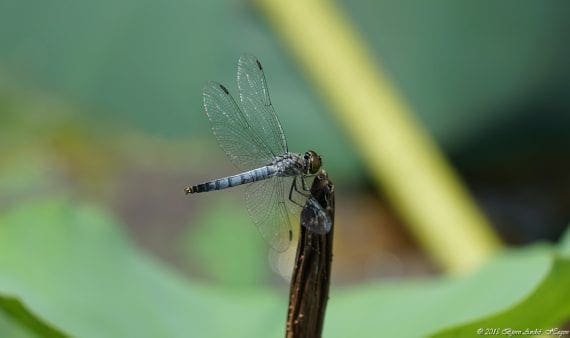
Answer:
xmin=286 ymin=170 xmax=334 ymax=338
xmin=255 ymin=0 xmax=503 ymax=274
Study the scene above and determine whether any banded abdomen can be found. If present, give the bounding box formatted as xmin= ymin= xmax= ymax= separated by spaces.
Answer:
xmin=185 ymin=165 xmax=276 ymax=194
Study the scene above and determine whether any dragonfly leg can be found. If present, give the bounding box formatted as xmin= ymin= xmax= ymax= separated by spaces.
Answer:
xmin=300 ymin=175 xmax=313 ymax=192
xmin=288 ymin=179 xmax=304 ymax=207
xmin=289 ymin=176 xmax=309 ymax=207
xmin=294 ymin=176 xmax=312 ymax=196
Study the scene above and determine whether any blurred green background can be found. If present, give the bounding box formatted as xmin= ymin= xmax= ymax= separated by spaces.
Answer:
xmin=0 ymin=1 xmax=569 ymax=337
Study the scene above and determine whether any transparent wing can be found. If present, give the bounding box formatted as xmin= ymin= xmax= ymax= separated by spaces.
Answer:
xmin=203 ymin=81 xmax=276 ymax=170
xmin=245 ymin=176 xmax=292 ymax=252
xmin=237 ymin=54 xmax=288 ymax=156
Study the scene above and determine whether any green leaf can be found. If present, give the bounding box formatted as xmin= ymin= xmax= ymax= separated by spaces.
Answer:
xmin=180 ymin=198 xmax=270 ymax=286
xmin=559 ymin=225 xmax=570 ymax=258
xmin=0 ymin=295 xmax=67 ymax=337
xmin=324 ymin=245 xmax=570 ymax=338
xmin=432 ymin=254 xmax=570 ymax=337
xmin=0 ymin=199 xmax=286 ymax=338
xmin=0 ymin=199 xmax=568 ymax=337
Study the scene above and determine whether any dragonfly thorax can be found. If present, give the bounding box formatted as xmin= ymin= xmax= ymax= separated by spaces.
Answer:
xmin=272 ymin=151 xmax=322 ymax=177
xmin=272 ymin=153 xmax=305 ymax=177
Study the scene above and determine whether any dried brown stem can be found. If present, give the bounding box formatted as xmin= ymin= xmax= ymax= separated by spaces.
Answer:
xmin=285 ymin=170 xmax=335 ymax=338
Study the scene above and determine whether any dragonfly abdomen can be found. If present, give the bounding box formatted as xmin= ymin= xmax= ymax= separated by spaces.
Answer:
xmin=185 ymin=165 xmax=276 ymax=194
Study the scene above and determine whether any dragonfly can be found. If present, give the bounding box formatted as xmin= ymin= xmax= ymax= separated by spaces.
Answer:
xmin=185 ymin=54 xmax=330 ymax=252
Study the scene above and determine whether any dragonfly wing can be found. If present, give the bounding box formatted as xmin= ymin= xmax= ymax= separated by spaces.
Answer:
xmin=237 ymin=54 xmax=288 ymax=156
xmin=203 ymin=81 xmax=275 ymax=170
xmin=245 ymin=176 xmax=292 ymax=252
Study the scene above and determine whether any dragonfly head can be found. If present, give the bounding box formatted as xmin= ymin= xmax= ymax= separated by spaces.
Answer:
xmin=303 ymin=150 xmax=322 ymax=174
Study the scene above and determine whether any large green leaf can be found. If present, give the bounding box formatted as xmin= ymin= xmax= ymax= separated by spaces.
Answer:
xmin=0 ymin=199 xmax=286 ymax=337
xmin=432 ymin=228 xmax=570 ymax=337
xmin=325 ymin=245 xmax=569 ymax=337
xmin=0 ymin=295 xmax=66 ymax=337
xmin=433 ymin=258 xmax=570 ymax=337
xmin=180 ymin=198 xmax=270 ymax=286
xmin=0 ymin=199 xmax=568 ymax=337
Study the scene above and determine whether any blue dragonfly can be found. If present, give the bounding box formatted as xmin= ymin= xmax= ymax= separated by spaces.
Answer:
xmin=185 ymin=54 xmax=331 ymax=251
